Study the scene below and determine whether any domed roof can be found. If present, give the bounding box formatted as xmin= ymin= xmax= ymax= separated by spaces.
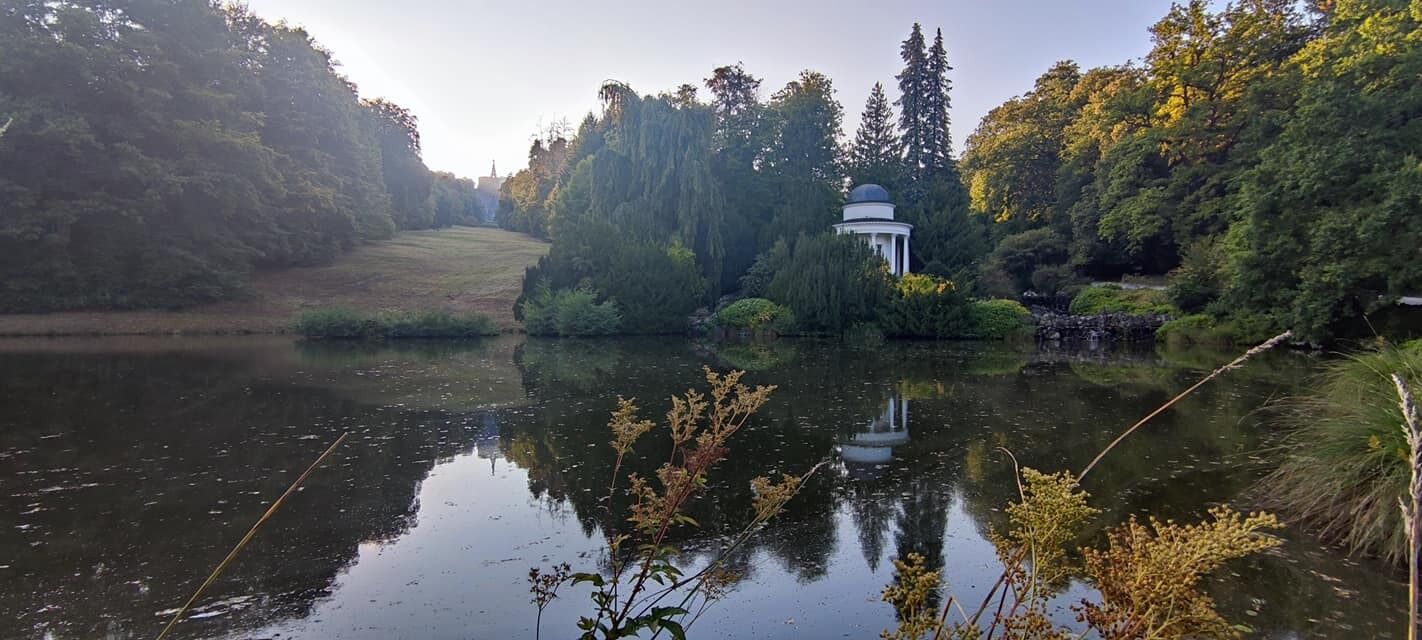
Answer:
xmin=847 ymin=184 xmax=892 ymax=204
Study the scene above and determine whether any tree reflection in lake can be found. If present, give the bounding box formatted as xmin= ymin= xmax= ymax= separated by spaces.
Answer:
xmin=0 ymin=336 xmax=1404 ymax=639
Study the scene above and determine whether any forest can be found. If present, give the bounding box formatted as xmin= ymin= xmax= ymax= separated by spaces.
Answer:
xmin=503 ymin=0 xmax=1422 ymax=343
xmin=0 ymin=1 xmax=486 ymax=312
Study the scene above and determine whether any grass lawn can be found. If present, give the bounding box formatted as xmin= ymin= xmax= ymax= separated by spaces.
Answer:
xmin=0 ymin=227 xmax=549 ymax=336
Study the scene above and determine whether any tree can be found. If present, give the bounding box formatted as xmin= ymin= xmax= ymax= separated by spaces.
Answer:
xmin=922 ymin=28 xmax=954 ymax=177
xmin=1228 ymin=0 xmax=1422 ymax=341
xmin=895 ymin=24 xmax=929 ymax=181
xmin=759 ymin=71 xmax=845 ymax=249
xmin=366 ymin=98 xmax=435 ymax=230
xmin=705 ymin=63 xmax=769 ymax=287
xmin=848 ymin=82 xmax=903 ymax=190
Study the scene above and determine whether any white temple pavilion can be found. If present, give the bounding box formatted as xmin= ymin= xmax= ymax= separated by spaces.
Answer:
xmin=833 ymin=184 xmax=912 ymax=276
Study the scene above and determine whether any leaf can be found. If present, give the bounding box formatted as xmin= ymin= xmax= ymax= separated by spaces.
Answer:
xmin=571 ymin=572 xmax=605 ymax=587
xmin=658 ymin=619 xmax=687 ymax=640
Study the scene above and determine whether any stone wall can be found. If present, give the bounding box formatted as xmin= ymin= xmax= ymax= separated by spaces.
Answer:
xmin=1032 ymin=311 xmax=1169 ymax=344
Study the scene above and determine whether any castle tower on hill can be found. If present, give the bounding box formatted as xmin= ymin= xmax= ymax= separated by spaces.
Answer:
xmin=474 ymin=160 xmax=505 ymax=225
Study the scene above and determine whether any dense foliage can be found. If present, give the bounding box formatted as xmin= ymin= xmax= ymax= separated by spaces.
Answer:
xmin=1069 ymin=285 xmax=1174 ymax=316
xmin=0 ymin=1 xmax=477 ymax=311
xmin=879 ymin=274 xmax=971 ymax=338
xmin=715 ymin=298 xmax=796 ymax=334
xmin=521 ymin=284 xmax=622 ymax=337
xmin=765 ymin=233 xmax=893 ymax=334
xmin=293 ymin=308 xmax=497 ymax=339
xmin=516 ymin=220 xmax=705 ymax=334
xmin=960 ymin=0 xmax=1422 ymax=341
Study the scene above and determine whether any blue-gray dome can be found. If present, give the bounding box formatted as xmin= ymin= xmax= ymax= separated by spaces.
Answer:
xmin=847 ymin=184 xmax=892 ymax=204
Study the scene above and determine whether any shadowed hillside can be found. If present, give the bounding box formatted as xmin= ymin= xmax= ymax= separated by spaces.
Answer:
xmin=0 ymin=228 xmax=547 ymax=336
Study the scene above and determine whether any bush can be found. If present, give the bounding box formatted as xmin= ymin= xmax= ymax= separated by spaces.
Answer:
xmin=1156 ymin=312 xmax=1281 ymax=346
xmin=986 ymin=228 xmax=1069 ymax=293
xmin=294 ymin=308 xmax=497 ymax=339
xmin=1167 ymin=236 xmax=1228 ymax=313
xmin=739 ymin=240 xmax=791 ymax=298
xmin=293 ymin=308 xmax=383 ymax=339
xmin=521 ymin=283 xmax=622 ymax=337
xmin=967 ymin=299 xmax=1032 ymax=340
xmin=716 ymin=298 xmax=796 ymax=334
xmin=1069 ymin=285 xmax=1174 ymax=316
xmin=515 ymin=220 xmax=705 ymax=334
xmin=880 ymin=274 xmax=972 ymax=338
xmin=766 ymin=233 xmax=892 ymax=334
xmin=383 ymin=311 xmax=498 ymax=338
xmin=1256 ymin=345 xmax=1422 ymax=564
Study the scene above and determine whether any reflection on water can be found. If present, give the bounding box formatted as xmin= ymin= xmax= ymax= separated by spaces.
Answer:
xmin=0 ymin=336 xmax=1404 ymax=639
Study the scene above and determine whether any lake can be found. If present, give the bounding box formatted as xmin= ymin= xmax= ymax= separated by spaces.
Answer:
xmin=0 ymin=336 xmax=1404 ymax=639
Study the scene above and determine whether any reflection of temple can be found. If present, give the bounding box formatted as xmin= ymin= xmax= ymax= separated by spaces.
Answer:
xmin=839 ymin=395 xmax=909 ymax=470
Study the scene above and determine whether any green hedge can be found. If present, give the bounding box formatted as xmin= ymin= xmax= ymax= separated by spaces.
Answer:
xmin=294 ymin=308 xmax=497 ymax=339
xmin=1069 ymin=285 xmax=1174 ymax=316
xmin=967 ymin=299 xmax=1032 ymax=340
xmin=716 ymin=298 xmax=796 ymax=333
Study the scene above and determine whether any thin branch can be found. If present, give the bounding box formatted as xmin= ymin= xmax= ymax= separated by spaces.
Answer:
xmin=155 ymin=432 xmax=348 ymax=640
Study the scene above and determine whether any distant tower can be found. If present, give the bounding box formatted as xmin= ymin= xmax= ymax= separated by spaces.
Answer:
xmin=834 ymin=184 xmax=912 ymax=276
xmin=475 ymin=159 xmax=506 ymax=225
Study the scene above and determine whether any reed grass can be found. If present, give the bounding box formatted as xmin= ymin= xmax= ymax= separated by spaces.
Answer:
xmin=154 ymin=433 xmax=348 ymax=640
xmin=1394 ymin=373 xmax=1420 ymax=640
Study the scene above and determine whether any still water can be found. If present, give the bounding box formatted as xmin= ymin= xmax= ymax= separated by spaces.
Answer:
xmin=0 ymin=336 xmax=1405 ymax=639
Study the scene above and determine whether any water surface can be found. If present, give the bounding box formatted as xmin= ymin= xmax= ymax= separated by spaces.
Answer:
xmin=0 ymin=336 xmax=1403 ymax=639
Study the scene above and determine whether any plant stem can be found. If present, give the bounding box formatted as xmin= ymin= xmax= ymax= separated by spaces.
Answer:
xmin=1394 ymin=373 xmax=1420 ymax=640
xmin=154 ymin=432 xmax=348 ymax=640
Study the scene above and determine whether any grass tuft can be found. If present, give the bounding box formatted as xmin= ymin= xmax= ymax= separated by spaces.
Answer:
xmin=1256 ymin=343 xmax=1422 ymax=564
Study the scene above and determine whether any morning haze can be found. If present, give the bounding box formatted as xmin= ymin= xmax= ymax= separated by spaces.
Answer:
xmin=242 ymin=0 xmax=1179 ymax=179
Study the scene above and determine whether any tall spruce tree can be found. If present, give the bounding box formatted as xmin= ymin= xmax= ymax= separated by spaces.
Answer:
xmin=848 ymin=82 xmax=902 ymax=189
xmin=895 ymin=24 xmax=928 ymax=179
xmin=924 ymin=29 xmax=954 ymax=176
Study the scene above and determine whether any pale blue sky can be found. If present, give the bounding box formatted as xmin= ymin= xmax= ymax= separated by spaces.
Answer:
xmin=242 ymin=0 xmax=1179 ymax=180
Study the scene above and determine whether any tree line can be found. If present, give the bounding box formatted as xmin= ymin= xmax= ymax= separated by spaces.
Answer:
xmin=0 ymin=1 xmax=486 ymax=311
xmin=505 ymin=0 xmax=1420 ymax=341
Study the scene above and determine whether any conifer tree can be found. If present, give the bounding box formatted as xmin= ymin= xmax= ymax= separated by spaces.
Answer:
xmin=895 ymin=24 xmax=928 ymax=178
xmin=924 ymin=29 xmax=954 ymax=176
xmin=849 ymin=83 xmax=903 ymax=189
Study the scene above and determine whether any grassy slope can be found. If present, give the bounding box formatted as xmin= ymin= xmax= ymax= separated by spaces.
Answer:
xmin=0 ymin=227 xmax=549 ymax=336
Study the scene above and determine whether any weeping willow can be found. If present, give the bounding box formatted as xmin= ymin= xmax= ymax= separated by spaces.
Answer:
xmin=553 ymin=82 xmax=728 ymax=293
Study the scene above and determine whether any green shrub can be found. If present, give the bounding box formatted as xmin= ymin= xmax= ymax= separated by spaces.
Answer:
xmin=716 ymin=298 xmax=796 ymax=334
xmin=967 ymin=299 xmax=1032 ymax=340
xmin=1256 ymin=345 xmax=1422 ymax=564
xmin=553 ymin=288 xmax=622 ymax=336
xmin=1156 ymin=312 xmax=1281 ymax=346
xmin=1069 ymin=285 xmax=1174 ymax=316
xmin=766 ymin=233 xmax=892 ymax=334
xmin=986 ymin=228 xmax=1069 ymax=293
xmin=293 ymin=308 xmax=383 ymax=339
xmin=514 ymin=220 xmax=705 ymax=334
xmin=1167 ymin=236 xmax=1228 ymax=313
xmin=739 ymin=240 xmax=791 ymax=298
xmin=384 ymin=311 xmax=497 ymax=338
xmin=520 ymin=283 xmax=622 ymax=336
xmin=880 ymin=274 xmax=972 ymax=338
xmin=294 ymin=308 xmax=497 ymax=339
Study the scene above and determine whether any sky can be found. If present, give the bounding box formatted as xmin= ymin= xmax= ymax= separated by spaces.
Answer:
xmin=242 ymin=0 xmax=1180 ymax=180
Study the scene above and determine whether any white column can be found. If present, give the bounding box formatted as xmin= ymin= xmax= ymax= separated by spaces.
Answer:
xmin=903 ymin=234 xmax=911 ymax=275
xmin=887 ymin=233 xmax=897 ymax=275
